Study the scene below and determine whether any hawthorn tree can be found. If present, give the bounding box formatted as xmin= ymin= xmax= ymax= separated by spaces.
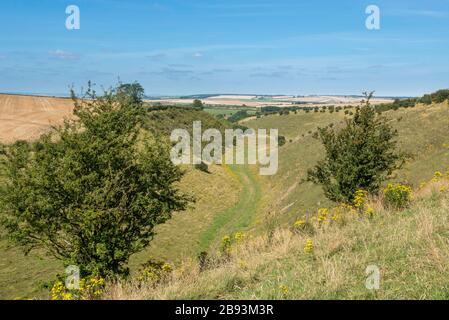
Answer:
xmin=192 ymin=99 xmax=204 ymax=110
xmin=0 ymin=84 xmax=191 ymax=278
xmin=117 ymin=82 xmax=145 ymax=104
xmin=307 ymin=92 xmax=406 ymax=203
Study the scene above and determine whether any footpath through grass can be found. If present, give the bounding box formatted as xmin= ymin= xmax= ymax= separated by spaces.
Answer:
xmin=198 ymin=164 xmax=262 ymax=252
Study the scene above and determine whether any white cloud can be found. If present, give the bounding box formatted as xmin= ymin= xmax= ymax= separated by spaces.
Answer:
xmin=389 ymin=9 xmax=449 ymax=18
xmin=193 ymin=52 xmax=203 ymax=58
xmin=48 ymin=49 xmax=79 ymax=60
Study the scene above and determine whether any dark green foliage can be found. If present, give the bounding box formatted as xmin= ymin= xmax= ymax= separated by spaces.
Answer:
xmin=429 ymin=89 xmax=449 ymax=104
xmin=228 ymin=110 xmax=249 ymax=123
xmin=419 ymin=94 xmax=432 ymax=105
xmin=0 ymin=84 xmax=191 ymax=278
xmin=372 ymin=98 xmax=417 ymax=113
xmin=145 ymin=107 xmax=227 ymax=136
xmin=307 ymin=92 xmax=405 ymax=203
xmin=260 ymin=106 xmax=282 ymax=113
xmin=278 ymin=135 xmax=286 ymax=147
xmin=117 ymin=82 xmax=145 ymax=104
xmin=374 ymin=89 xmax=449 ymax=113
xmin=192 ymin=99 xmax=204 ymax=110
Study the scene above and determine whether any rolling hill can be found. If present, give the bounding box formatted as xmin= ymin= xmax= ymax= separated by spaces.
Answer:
xmin=1 ymin=95 xmax=449 ymax=299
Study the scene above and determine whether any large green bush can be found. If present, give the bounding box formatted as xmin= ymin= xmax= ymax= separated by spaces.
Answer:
xmin=307 ymin=92 xmax=406 ymax=203
xmin=0 ymin=84 xmax=191 ymax=278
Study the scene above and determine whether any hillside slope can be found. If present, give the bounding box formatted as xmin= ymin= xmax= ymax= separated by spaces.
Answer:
xmin=245 ymin=102 xmax=449 ymax=231
xmin=1 ymin=99 xmax=449 ymax=299
xmin=0 ymin=105 xmax=262 ymax=299
xmin=106 ymin=177 xmax=449 ymax=300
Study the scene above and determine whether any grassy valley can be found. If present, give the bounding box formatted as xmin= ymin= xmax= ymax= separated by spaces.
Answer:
xmin=1 ymin=93 xmax=449 ymax=300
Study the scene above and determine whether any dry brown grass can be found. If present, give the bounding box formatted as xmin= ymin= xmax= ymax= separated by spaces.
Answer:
xmin=103 ymin=187 xmax=449 ymax=300
xmin=414 ymin=176 xmax=449 ymax=199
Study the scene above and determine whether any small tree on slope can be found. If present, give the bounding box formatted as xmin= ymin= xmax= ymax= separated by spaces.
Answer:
xmin=307 ymin=92 xmax=406 ymax=203
xmin=0 ymin=84 xmax=191 ymax=278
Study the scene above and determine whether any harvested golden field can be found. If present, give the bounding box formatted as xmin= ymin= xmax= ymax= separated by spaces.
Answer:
xmin=0 ymin=94 xmax=74 ymax=143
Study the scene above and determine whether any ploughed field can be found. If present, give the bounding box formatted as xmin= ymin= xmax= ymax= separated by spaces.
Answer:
xmin=0 ymin=94 xmax=74 ymax=143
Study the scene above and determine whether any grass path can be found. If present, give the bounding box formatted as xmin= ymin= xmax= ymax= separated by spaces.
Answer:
xmin=198 ymin=164 xmax=262 ymax=252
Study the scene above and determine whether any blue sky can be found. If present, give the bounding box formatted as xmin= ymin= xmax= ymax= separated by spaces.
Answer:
xmin=0 ymin=0 xmax=448 ymax=96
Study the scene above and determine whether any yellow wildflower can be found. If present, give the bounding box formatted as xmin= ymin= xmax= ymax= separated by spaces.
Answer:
xmin=365 ymin=206 xmax=375 ymax=218
xmin=433 ymin=171 xmax=443 ymax=182
xmin=279 ymin=285 xmax=289 ymax=295
xmin=353 ymin=189 xmax=368 ymax=209
xmin=294 ymin=219 xmax=306 ymax=228
xmin=304 ymin=239 xmax=314 ymax=254
xmin=234 ymin=232 xmax=245 ymax=243
xmin=316 ymin=208 xmax=329 ymax=225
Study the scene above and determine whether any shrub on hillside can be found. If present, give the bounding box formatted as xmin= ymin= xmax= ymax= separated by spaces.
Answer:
xmin=0 ymin=83 xmax=192 ymax=278
xmin=192 ymin=99 xmax=204 ymax=110
xmin=117 ymin=82 xmax=145 ymax=104
xmin=420 ymin=94 xmax=432 ymax=105
xmin=430 ymin=89 xmax=449 ymax=104
xmin=137 ymin=259 xmax=173 ymax=284
xmin=383 ymin=183 xmax=412 ymax=209
xmin=228 ymin=110 xmax=249 ymax=123
xmin=278 ymin=135 xmax=286 ymax=146
xmin=307 ymin=92 xmax=406 ymax=203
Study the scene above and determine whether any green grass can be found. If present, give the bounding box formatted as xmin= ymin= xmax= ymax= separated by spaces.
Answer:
xmin=204 ymin=108 xmax=256 ymax=117
xmin=0 ymin=163 xmax=244 ymax=299
xmin=111 ymin=189 xmax=449 ymax=300
xmin=198 ymin=164 xmax=262 ymax=252
xmin=0 ymin=235 xmax=61 ymax=299
xmin=245 ymin=102 xmax=449 ymax=232
xmin=2 ymin=102 xmax=449 ymax=299
xmin=246 ymin=110 xmax=348 ymax=139
xmin=129 ymin=164 xmax=242 ymax=266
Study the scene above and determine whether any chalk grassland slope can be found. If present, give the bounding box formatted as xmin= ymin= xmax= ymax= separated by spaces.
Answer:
xmin=144 ymin=107 xmax=228 ymax=136
xmin=1 ymin=96 xmax=448 ymax=299
xmin=136 ymin=108 xmax=266 ymax=261
xmin=245 ymin=110 xmax=351 ymax=228
xmin=0 ymin=94 xmax=74 ymax=143
xmin=107 ymin=187 xmax=449 ymax=300
xmin=244 ymin=102 xmax=449 ymax=230
xmin=0 ymin=103 xmax=265 ymax=299
xmin=0 ymin=162 xmax=248 ymax=299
